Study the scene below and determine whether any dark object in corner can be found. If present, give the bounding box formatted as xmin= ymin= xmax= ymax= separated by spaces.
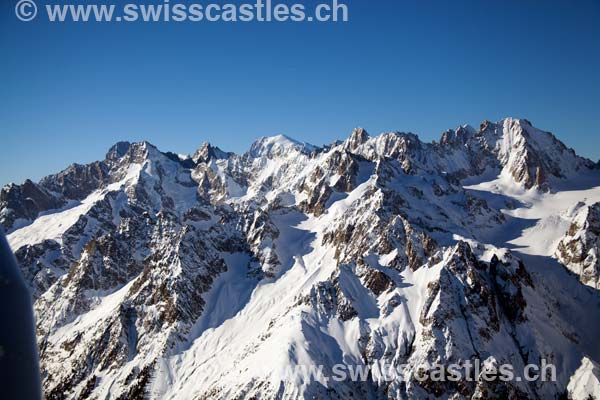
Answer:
xmin=0 ymin=229 xmax=42 ymax=400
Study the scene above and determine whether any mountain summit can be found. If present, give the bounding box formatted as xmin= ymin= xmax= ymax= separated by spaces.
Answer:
xmin=2 ymin=118 xmax=600 ymax=399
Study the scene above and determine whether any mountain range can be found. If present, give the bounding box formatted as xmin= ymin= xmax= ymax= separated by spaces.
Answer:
xmin=2 ymin=118 xmax=600 ymax=399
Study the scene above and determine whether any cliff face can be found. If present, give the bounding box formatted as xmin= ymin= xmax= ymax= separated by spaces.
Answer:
xmin=556 ymin=202 xmax=600 ymax=289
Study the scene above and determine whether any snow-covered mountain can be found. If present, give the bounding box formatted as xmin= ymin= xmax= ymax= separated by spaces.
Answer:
xmin=2 ymin=118 xmax=600 ymax=399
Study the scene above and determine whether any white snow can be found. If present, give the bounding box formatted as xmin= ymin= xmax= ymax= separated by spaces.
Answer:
xmin=568 ymin=357 xmax=600 ymax=400
xmin=466 ymin=171 xmax=600 ymax=256
xmin=50 ymin=277 xmax=138 ymax=345
xmin=249 ymin=134 xmax=316 ymax=158
xmin=160 ymin=209 xmax=339 ymax=399
xmin=7 ymin=164 xmax=141 ymax=251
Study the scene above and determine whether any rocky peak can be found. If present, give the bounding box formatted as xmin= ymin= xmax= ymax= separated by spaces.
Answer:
xmin=343 ymin=131 xmax=425 ymax=166
xmin=440 ymin=125 xmax=475 ymax=146
xmin=470 ymin=118 xmax=596 ymax=190
xmin=0 ymin=180 xmax=65 ymax=232
xmin=106 ymin=141 xmax=132 ymax=161
xmin=248 ymin=134 xmax=316 ymax=158
xmin=344 ymin=127 xmax=370 ymax=152
xmin=478 ymin=119 xmax=494 ymax=133
xmin=556 ymin=202 xmax=600 ymax=289
xmin=39 ymin=161 xmax=109 ymax=200
xmin=192 ymin=142 xmax=230 ymax=164
xmin=105 ymin=141 xmax=163 ymax=166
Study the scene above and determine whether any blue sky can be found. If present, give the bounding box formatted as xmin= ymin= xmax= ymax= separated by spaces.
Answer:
xmin=1 ymin=0 xmax=599 ymax=185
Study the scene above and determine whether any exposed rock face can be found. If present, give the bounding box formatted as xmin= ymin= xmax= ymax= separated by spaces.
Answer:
xmin=400 ymin=244 xmax=535 ymax=398
xmin=39 ymin=161 xmax=109 ymax=200
xmin=1 ymin=141 xmax=187 ymax=232
xmin=343 ymin=127 xmax=370 ymax=152
xmin=192 ymin=142 xmax=231 ymax=164
xmin=0 ymin=180 xmax=65 ymax=231
xmin=556 ymin=202 xmax=600 ymax=289
xmin=473 ymin=119 xmax=595 ymax=191
xmin=440 ymin=125 xmax=475 ymax=147
xmin=3 ymin=118 xmax=600 ymax=399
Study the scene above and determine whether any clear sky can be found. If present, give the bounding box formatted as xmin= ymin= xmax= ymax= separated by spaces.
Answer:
xmin=1 ymin=0 xmax=599 ymax=185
